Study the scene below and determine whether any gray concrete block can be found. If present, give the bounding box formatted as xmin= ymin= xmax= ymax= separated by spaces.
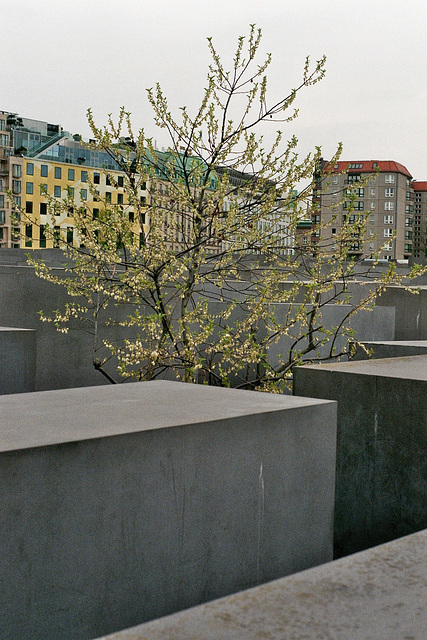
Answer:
xmin=351 ymin=340 xmax=427 ymax=360
xmin=93 ymin=529 xmax=427 ymax=640
xmin=293 ymin=355 xmax=427 ymax=558
xmin=0 ymin=381 xmax=337 ymax=640
xmin=377 ymin=285 xmax=427 ymax=340
xmin=0 ymin=327 xmax=36 ymax=394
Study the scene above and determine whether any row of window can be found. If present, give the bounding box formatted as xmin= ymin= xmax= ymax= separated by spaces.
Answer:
xmin=24 ymin=163 xmax=146 ymax=190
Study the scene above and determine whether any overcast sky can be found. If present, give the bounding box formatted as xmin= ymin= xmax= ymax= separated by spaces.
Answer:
xmin=3 ymin=0 xmax=427 ymax=179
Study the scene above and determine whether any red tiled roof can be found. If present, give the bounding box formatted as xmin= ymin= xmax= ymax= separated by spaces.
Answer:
xmin=413 ymin=181 xmax=427 ymax=191
xmin=327 ymin=160 xmax=412 ymax=179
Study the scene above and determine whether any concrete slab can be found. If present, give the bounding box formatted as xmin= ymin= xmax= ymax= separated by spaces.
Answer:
xmin=0 ymin=326 xmax=36 ymax=394
xmin=293 ymin=355 xmax=427 ymax=557
xmin=0 ymin=380 xmax=330 ymax=453
xmin=94 ymin=529 xmax=427 ymax=640
xmin=351 ymin=339 xmax=427 ymax=360
xmin=0 ymin=381 xmax=337 ymax=640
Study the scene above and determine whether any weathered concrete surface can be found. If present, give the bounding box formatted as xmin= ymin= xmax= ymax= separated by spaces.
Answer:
xmin=0 ymin=327 xmax=36 ymax=394
xmin=293 ymin=355 xmax=427 ymax=558
xmin=0 ymin=381 xmax=337 ymax=640
xmin=377 ymin=285 xmax=427 ymax=340
xmin=94 ymin=529 xmax=427 ymax=640
xmin=351 ymin=339 xmax=427 ymax=360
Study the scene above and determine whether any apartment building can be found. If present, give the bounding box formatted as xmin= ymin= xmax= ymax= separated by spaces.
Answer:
xmin=313 ymin=160 xmax=414 ymax=261
xmin=0 ymin=110 xmax=150 ymax=249
xmin=413 ymin=181 xmax=427 ymax=259
xmin=0 ymin=110 xmax=227 ymax=253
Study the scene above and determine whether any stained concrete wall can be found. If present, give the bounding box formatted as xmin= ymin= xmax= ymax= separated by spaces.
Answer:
xmin=293 ymin=355 xmax=427 ymax=558
xmin=0 ymin=327 xmax=36 ymax=394
xmin=95 ymin=529 xmax=427 ymax=640
xmin=0 ymin=381 xmax=337 ymax=640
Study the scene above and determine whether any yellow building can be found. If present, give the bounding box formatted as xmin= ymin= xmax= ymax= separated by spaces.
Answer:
xmin=19 ymin=157 xmax=148 ymax=249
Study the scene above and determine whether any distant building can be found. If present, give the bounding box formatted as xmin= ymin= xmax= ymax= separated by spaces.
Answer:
xmin=413 ymin=181 xmax=427 ymax=259
xmin=313 ymin=160 xmax=414 ymax=261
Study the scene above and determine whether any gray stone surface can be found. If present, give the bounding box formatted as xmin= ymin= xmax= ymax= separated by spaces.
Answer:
xmin=377 ymin=285 xmax=427 ymax=340
xmin=293 ymin=355 xmax=427 ymax=557
xmin=0 ymin=381 xmax=337 ymax=640
xmin=351 ymin=339 xmax=427 ymax=360
xmin=94 ymin=529 xmax=427 ymax=640
xmin=0 ymin=327 xmax=36 ymax=394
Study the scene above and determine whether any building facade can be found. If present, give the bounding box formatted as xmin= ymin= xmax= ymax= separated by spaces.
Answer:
xmin=313 ymin=160 xmax=414 ymax=261
xmin=413 ymin=181 xmax=427 ymax=259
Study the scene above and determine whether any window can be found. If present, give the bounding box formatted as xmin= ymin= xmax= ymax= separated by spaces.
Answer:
xmin=405 ymin=204 xmax=413 ymax=214
xmin=384 ymin=215 xmax=393 ymax=224
xmin=0 ymin=210 xmax=5 ymax=224
xmin=384 ymin=241 xmax=393 ymax=251
xmin=54 ymin=185 xmax=61 ymax=197
xmin=67 ymin=227 xmax=73 ymax=245
xmin=384 ymin=202 xmax=394 ymax=211
xmin=369 ymin=228 xmax=375 ymax=236
xmin=12 ymin=180 xmax=21 ymax=194
xmin=12 ymin=164 xmax=22 ymax=178
xmin=26 ymin=182 xmax=33 ymax=195
xmin=385 ymin=188 xmax=395 ymax=197
xmin=129 ymin=211 xmax=134 ymax=222
xmin=0 ymin=134 xmax=8 ymax=145
xmin=105 ymin=192 xmax=111 ymax=203
xmin=118 ymin=175 xmax=124 ymax=187
xmin=117 ymin=193 xmax=124 ymax=204
xmin=370 ymin=188 xmax=376 ymax=196
xmin=53 ymin=226 xmax=60 ymax=248
xmin=369 ymin=241 xmax=375 ymax=251
xmin=141 ymin=181 xmax=146 ymax=190
xmin=0 ymin=119 xmax=5 ymax=131
xmin=0 ymin=195 xmax=4 ymax=209
xmin=405 ymin=217 xmax=413 ymax=227
xmin=68 ymin=187 xmax=74 ymax=197
xmin=80 ymin=188 xmax=87 ymax=201
xmin=332 ymin=176 xmax=338 ymax=184
xmin=26 ymin=201 xmax=33 ymax=214
xmin=385 ymin=174 xmax=395 ymax=183
xmin=405 ymin=231 xmax=413 ymax=240
xmin=348 ymin=163 xmax=363 ymax=169
xmin=41 ymin=164 xmax=48 ymax=177
xmin=40 ymin=203 xmax=47 ymax=215
xmin=344 ymin=201 xmax=364 ymax=210
xmin=140 ymin=212 xmax=146 ymax=224
xmin=140 ymin=196 xmax=146 ymax=205
xmin=13 ymin=196 xmax=21 ymax=208
xmin=54 ymin=166 xmax=62 ymax=179
xmin=370 ymin=202 xmax=375 ymax=209
xmin=26 ymin=163 xmax=34 ymax=175
xmin=68 ymin=168 xmax=75 ymax=181
xmin=404 ymin=243 xmax=412 ymax=253
xmin=106 ymin=175 xmax=111 ymax=186
xmin=93 ymin=208 xmax=99 ymax=219
xmin=384 ymin=229 xmax=393 ymax=237
xmin=81 ymin=170 xmax=88 ymax=182
xmin=370 ymin=214 xmax=375 ymax=224
xmin=94 ymin=172 xmax=100 ymax=184
xmin=348 ymin=174 xmax=361 ymax=183
xmin=40 ymin=183 xmax=47 ymax=195
xmin=355 ymin=188 xmax=364 ymax=197
xmin=25 ymin=224 xmax=33 ymax=247
xmin=39 ymin=225 xmax=47 ymax=248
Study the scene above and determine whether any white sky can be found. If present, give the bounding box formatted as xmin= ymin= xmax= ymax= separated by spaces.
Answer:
xmin=3 ymin=0 xmax=427 ymax=179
